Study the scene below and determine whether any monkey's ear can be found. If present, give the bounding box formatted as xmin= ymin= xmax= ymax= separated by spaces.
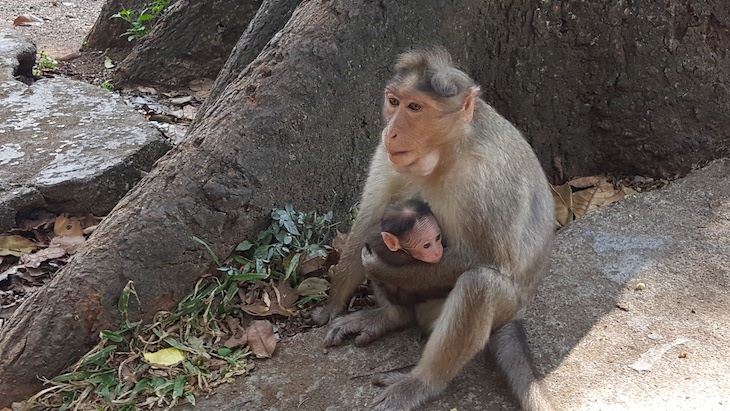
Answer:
xmin=381 ymin=232 xmax=401 ymax=252
xmin=463 ymin=86 xmax=480 ymax=122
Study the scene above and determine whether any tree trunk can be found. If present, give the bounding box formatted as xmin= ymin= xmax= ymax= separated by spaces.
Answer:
xmin=113 ymin=0 xmax=263 ymax=87
xmin=1 ymin=0 xmax=729 ymax=404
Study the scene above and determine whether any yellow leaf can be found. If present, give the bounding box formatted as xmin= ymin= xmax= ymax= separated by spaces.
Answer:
xmin=54 ymin=216 xmax=84 ymax=237
xmin=550 ymin=183 xmax=573 ymax=227
xmin=143 ymin=347 xmax=185 ymax=366
xmin=0 ymin=235 xmax=37 ymax=256
xmin=572 ymin=182 xmax=625 ymax=218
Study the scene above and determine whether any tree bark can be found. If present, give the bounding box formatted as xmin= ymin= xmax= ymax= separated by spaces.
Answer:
xmin=113 ymin=0 xmax=263 ymax=87
xmin=1 ymin=0 xmax=729 ymax=404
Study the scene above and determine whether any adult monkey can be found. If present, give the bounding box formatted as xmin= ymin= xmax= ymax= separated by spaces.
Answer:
xmin=310 ymin=49 xmax=556 ymax=411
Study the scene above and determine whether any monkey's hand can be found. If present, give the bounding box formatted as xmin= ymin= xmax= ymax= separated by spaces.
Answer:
xmin=369 ymin=372 xmax=442 ymax=411
xmin=304 ymin=304 xmax=344 ymax=326
xmin=361 ymin=245 xmax=387 ymax=273
xmin=324 ymin=309 xmax=391 ymax=347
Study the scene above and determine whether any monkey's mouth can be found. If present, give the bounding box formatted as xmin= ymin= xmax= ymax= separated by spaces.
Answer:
xmin=388 ymin=150 xmax=410 ymax=157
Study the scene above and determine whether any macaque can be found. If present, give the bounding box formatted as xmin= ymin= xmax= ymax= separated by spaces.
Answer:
xmin=367 ymin=199 xmax=444 ymax=266
xmin=309 ymin=48 xmax=556 ymax=411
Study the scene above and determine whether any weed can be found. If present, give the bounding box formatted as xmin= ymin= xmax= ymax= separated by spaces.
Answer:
xmin=27 ymin=204 xmax=336 ymax=410
xmin=111 ymin=0 xmax=173 ymax=42
xmin=101 ymin=81 xmax=113 ymax=90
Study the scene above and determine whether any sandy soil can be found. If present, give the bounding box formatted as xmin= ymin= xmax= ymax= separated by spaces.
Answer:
xmin=0 ymin=0 xmax=102 ymax=58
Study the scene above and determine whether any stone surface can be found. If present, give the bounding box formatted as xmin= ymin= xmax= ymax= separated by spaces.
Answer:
xmin=184 ymin=159 xmax=730 ymax=411
xmin=0 ymin=25 xmax=171 ymax=230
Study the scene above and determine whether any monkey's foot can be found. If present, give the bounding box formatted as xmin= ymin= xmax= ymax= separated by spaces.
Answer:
xmin=369 ymin=372 xmax=442 ymax=411
xmin=304 ymin=304 xmax=342 ymax=326
xmin=324 ymin=310 xmax=391 ymax=347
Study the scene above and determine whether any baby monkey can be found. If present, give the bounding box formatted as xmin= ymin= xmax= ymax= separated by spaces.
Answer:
xmin=366 ymin=199 xmax=444 ymax=266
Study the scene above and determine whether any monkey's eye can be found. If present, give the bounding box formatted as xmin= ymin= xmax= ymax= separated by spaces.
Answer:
xmin=423 ymin=243 xmax=431 ymax=249
xmin=388 ymin=97 xmax=399 ymax=106
xmin=407 ymin=102 xmax=423 ymax=111
xmin=435 ymin=234 xmax=441 ymax=242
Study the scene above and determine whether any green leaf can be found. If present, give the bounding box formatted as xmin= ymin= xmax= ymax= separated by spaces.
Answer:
xmin=104 ymin=56 xmax=114 ymax=69
xmin=101 ymin=330 xmax=124 ymax=342
xmin=80 ymin=345 xmax=117 ymax=366
xmin=285 ymin=252 xmax=302 ymax=281
xmin=173 ymin=374 xmax=186 ymax=398
xmin=132 ymin=378 xmax=149 ymax=394
xmin=193 ymin=236 xmax=221 ymax=267
xmin=217 ymin=347 xmax=232 ymax=356
xmin=283 ymin=219 xmax=300 ymax=236
xmin=253 ymin=245 xmax=269 ymax=261
xmin=138 ymin=13 xmax=155 ymax=21
xmin=228 ymin=272 xmax=267 ymax=282
xmin=285 ymin=203 xmax=294 ymax=215
xmin=53 ymin=371 xmax=96 ymax=382
xmin=236 ymin=240 xmax=253 ymax=252
xmin=185 ymin=392 xmax=196 ymax=405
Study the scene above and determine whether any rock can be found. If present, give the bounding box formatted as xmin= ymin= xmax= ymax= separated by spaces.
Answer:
xmin=182 ymin=159 xmax=730 ymax=411
xmin=0 ymin=25 xmax=171 ymax=231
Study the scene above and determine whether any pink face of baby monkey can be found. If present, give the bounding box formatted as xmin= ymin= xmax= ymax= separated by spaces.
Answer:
xmin=381 ymin=214 xmax=443 ymax=263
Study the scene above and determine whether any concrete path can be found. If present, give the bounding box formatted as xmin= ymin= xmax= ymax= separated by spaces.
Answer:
xmin=185 ymin=158 xmax=730 ymax=411
xmin=0 ymin=26 xmax=169 ymax=230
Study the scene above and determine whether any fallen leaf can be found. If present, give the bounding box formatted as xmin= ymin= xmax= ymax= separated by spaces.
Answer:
xmin=242 ymin=281 xmax=298 ymax=317
xmin=568 ymin=175 xmax=607 ymax=189
xmin=13 ymin=14 xmax=43 ymax=26
xmin=182 ymin=105 xmax=197 ymax=120
xmin=170 ymin=96 xmax=192 ymax=105
xmin=550 ymin=183 xmax=573 ymax=227
xmin=622 ymin=186 xmax=639 ymax=196
xmin=57 ymin=51 xmax=81 ymax=62
xmin=143 ymin=347 xmax=185 ymax=366
xmin=54 ymin=216 xmax=84 ymax=237
xmin=299 ymin=255 xmax=326 ymax=276
xmin=295 ymin=277 xmax=330 ymax=296
xmin=223 ymin=317 xmax=248 ymax=348
xmin=83 ymin=224 xmax=99 ymax=235
xmin=138 ymin=86 xmax=157 ymax=95
xmin=0 ymin=235 xmax=37 ymax=256
xmin=20 ymin=246 xmax=66 ymax=268
xmin=104 ymin=56 xmax=114 ymax=69
xmin=189 ymin=78 xmax=214 ymax=99
xmin=50 ymin=235 xmax=85 ymax=254
xmin=246 ymin=320 xmax=276 ymax=358
xmin=572 ymin=182 xmax=625 ymax=217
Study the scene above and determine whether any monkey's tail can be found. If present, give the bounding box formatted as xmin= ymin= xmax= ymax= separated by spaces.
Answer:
xmin=488 ymin=320 xmax=557 ymax=411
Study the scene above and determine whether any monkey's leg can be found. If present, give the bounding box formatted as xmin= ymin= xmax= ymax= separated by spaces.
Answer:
xmin=490 ymin=320 xmax=556 ymax=411
xmin=369 ymin=267 xmax=521 ymax=411
xmin=324 ymin=285 xmax=414 ymax=347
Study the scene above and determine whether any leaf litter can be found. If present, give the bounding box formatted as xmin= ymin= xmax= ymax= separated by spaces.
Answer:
xmin=25 ymin=205 xmax=342 ymax=410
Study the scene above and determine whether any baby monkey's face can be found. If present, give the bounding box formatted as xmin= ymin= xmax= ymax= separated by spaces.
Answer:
xmin=400 ymin=216 xmax=443 ymax=263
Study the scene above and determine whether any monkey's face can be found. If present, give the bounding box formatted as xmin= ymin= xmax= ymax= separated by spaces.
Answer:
xmin=401 ymin=216 xmax=443 ymax=264
xmin=381 ymin=87 xmax=458 ymax=177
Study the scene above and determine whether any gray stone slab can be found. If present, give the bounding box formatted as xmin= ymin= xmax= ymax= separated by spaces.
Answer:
xmin=184 ymin=159 xmax=730 ymax=411
xmin=0 ymin=25 xmax=170 ymax=230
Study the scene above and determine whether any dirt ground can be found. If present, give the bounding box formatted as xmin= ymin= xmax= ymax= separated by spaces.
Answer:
xmin=0 ymin=0 xmax=102 ymax=57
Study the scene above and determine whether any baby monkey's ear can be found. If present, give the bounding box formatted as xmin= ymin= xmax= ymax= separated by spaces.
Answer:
xmin=381 ymin=231 xmax=402 ymax=252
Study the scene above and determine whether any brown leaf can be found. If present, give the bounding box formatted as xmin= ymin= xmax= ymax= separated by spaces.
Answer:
xmin=550 ymin=183 xmax=573 ymax=227
xmin=274 ymin=280 xmax=298 ymax=309
xmin=54 ymin=216 xmax=84 ymax=237
xmin=182 ymin=105 xmax=198 ymax=120
xmin=242 ymin=281 xmax=298 ymax=317
xmin=295 ymin=277 xmax=330 ymax=296
xmin=13 ymin=14 xmax=43 ymax=26
xmin=246 ymin=319 xmax=276 ymax=358
xmin=80 ymin=214 xmax=102 ymax=228
xmin=223 ymin=317 xmax=248 ymax=349
xmin=19 ymin=246 xmax=66 ymax=268
xmin=572 ymin=182 xmax=625 ymax=218
xmin=299 ymin=255 xmax=326 ymax=276
xmin=49 ymin=235 xmax=85 ymax=254
xmin=332 ymin=230 xmax=348 ymax=253
xmin=568 ymin=175 xmax=608 ymax=189
xmin=189 ymin=78 xmax=214 ymax=98
xmin=138 ymin=86 xmax=157 ymax=95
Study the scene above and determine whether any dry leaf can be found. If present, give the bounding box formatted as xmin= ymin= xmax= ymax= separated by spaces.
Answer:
xmin=50 ymin=235 xmax=85 ymax=254
xmin=246 ymin=320 xmax=276 ymax=358
xmin=0 ymin=235 xmax=37 ymax=256
xmin=572 ymin=182 xmax=625 ymax=217
xmin=299 ymin=255 xmax=326 ymax=276
xmin=138 ymin=86 xmax=157 ymax=95
xmin=143 ymin=347 xmax=185 ymax=366
xmin=189 ymin=78 xmax=214 ymax=98
xmin=83 ymin=224 xmax=99 ymax=235
xmin=223 ymin=317 xmax=248 ymax=348
xmin=20 ymin=246 xmax=66 ymax=268
xmin=54 ymin=216 xmax=84 ymax=237
xmin=550 ymin=183 xmax=573 ymax=227
xmin=13 ymin=14 xmax=43 ymax=26
xmin=295 ymin=277 xmax=330 ymax=296
xmin=182 ymin=105 xmax=198 ymax=120
xmin=622 ymin=186 xmax=639 ymax=196
xmin=568 ymin=175 xmax=608 ymax=189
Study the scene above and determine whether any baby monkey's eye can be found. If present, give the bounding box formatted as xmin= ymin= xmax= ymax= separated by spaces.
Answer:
xmin=407 ymin=102 xmax=423 ymax=111
xmin=436 ymin=234 xmax=441 ymax=242
xmin=423 ymin=243 xmax=431 ymax=249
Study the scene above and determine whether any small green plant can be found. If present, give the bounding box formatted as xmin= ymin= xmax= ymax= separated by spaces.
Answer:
xmin=111 ymin=0 xmax=173 ymax=41
xmin=27 ymin=204 xmax=336 ymax=410
xmin=101 ymin=81 xmax=113 ymax=90
xmin=32 ymin=50 xmax=57 ymax=76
